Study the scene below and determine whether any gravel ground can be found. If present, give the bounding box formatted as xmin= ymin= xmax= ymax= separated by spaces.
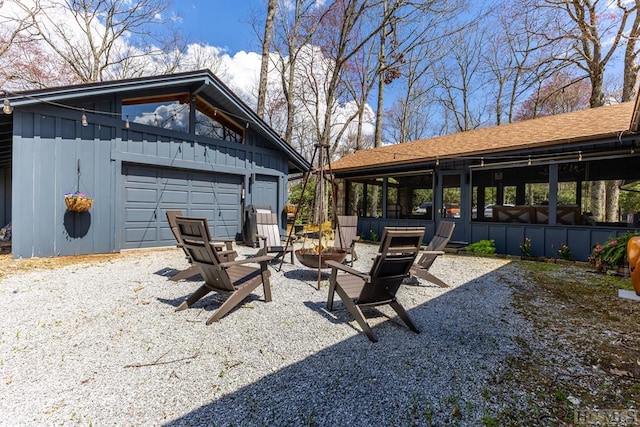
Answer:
xmin=0 ymin=242 xmax=530 ymax=426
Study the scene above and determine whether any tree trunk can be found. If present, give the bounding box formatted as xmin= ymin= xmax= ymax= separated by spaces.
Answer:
xmin=590 ymin=180 xmax=606 ymax=222
xmin=605 ymin=180 xmax=621 ymax=223
xmin=257 ymin=0 xmax=277 ymax=119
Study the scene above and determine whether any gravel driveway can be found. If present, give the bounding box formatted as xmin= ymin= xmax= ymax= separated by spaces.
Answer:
xmin=0 ymin=242 xmax=528 ymax=426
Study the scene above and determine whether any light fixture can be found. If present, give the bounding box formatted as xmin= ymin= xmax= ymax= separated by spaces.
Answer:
xmin=528 ymin=155 xmax=532 ymax=166
xmin=154 ymin=114 xmax=159 ymax=127
xmin=435 ymin=157 xmax=440 ymax=167
xmin=81 ymin=109 xmax=88 ymax=127
xmin=125 ymin=115 xmax=130 ymax=129
xmin=578 ymin=151 xmax=583 ymax=161
xmin=2 ymin=95 xmax=13 ymax=115
xmin=480 ymin=157 xmax=484 ymax=167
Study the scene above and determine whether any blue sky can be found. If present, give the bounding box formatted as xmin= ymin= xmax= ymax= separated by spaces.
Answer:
xmin=179 ymin=1 xmax=264 ymax=54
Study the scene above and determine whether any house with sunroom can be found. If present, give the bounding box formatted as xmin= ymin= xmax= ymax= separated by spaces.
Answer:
xmin=331 ymin=99 xmax=640 ymax=261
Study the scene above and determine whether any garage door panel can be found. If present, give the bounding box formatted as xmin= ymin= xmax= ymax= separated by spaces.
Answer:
xmin=124 ymin=207 xmax=155 ymax=222
xmin=215 ymin=225 xmax=236 ymax=237
xmin=216 ymin=192 xmax=240 ymax=206
xmin=218 ymin=208 xmax=240 ymax=221
xmin=191 ymin=191 xmax=214 ymax=204
xmin=190 ymin=209 xmax=215 ymax=220
xmin=126 ymin=187 xmax=158 ymax=203
xmin=160 ymin=227 xmax=175 ymax=241
xmin=191 ymin=179 xmax=215 ymax=189
xmin=160 ymin=190 xmax=189 ymax=204
xmin=125 ymin=227 xmax=158 ymax=242
xmin=122 ymin=165 xmax=242 ymax=248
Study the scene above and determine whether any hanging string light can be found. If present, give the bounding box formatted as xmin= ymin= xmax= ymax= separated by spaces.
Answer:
xmin=153 ymin=113 xmax=159 ymax=127
xmin=81 ymin=109 xmax=88 ymax=127
xmin=2 ymin=94 xmax=13 ymax=115
xmin=125 ymin=115 xmax=130 ymax=129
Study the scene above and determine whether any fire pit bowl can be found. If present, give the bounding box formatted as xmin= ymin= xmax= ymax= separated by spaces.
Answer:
xmin=295 ymin=248 xmax=347 ymax=269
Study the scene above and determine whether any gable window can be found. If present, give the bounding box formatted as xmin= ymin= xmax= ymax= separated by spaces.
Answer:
xmin=121 ymin=93 xmax=244 ymax=143
xmin=193 ymin=97 xmax=244 ymax=143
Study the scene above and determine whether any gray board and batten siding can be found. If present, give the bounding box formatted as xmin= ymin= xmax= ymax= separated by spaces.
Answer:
xmin=8 ymin=72 xmax=307 ymax=258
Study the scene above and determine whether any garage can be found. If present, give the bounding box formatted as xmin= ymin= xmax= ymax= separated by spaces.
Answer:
xmin=121 ymin=164 xmax=243 ymax=249
xmin=5 ymin=71 xmax=311 ymax=258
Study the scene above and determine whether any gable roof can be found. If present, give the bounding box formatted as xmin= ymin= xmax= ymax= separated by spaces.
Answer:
xmin=331 ymin=102 xmax=634 ymax=173
xmin=5 ymin=70 xmax=311 ymax=173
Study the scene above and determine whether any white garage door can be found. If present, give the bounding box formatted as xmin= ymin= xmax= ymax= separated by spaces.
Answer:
xmin=121 ymin=164 xmax=242 ymax=249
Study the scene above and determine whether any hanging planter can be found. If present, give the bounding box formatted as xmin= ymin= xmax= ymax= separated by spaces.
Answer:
xmin=64 ymin=192 xmax=93 ymax=212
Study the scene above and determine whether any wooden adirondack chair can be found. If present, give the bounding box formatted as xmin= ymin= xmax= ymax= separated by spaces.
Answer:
xmin=410 ymin=221 xmax=455 ymax=287
xmin=174 ymin=216 xmax=273 ymax=324
xmin=325 ymin=227 xmax=425 ymax=342
xmin=255 ymin=212 xmax=294 ymax=266
xmin=166 ymin=210 xmax=236 ymax=281
xmin=334 ymin=215 xmax=359 ymax=266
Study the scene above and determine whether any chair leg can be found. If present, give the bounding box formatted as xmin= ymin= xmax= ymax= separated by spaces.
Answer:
xmin=170 ymin=265 xmax=200 ymax=282
xmin=205 ymin=281 xmax=260 ymax=324
xmin=389 ymin=300 xmax=420 ymax=334
xmin=261 ymin=267 xmax=272 ymax=302
xmin=336 ymin=286 xmax=377 ymax=342
xmin=327 ymin=268 xmax=338 ymax=311
xmin=175 ymin=285 xmax=210 ymax=311
xmin=411 ymin=269 xmax=449 ymax=288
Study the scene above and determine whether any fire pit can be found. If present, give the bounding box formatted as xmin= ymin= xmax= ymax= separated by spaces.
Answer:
xmin=295 ymin=247 xmax=347 ymax=269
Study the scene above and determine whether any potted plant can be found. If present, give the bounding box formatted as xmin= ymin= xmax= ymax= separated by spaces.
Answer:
xmin=64 ymin=191 xmax=93 ymax=212
xmin=590 ymin=231 xmax=640 ymax=276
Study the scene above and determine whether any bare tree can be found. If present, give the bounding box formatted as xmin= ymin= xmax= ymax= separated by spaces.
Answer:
xmin=514 ymin=71 xmax=590 ymax=120
xmin=482 ymin=1 xmax=561 ymax=125
xmin=432 ymin=26 xmax=487 ymax=132
xmin=527 ymin=0 xmax=636 ymax=108
xmin=15 ymin=0 xmax=179 ymax=83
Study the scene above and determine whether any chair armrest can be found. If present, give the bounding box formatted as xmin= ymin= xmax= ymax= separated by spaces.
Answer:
xmin=220 ymin=255 xmax=274 ymax=268
xmin=216 ymin=250 xmax=238 ymax=258
xmin=210 ymin=239 xmax=234 ymax=251
xmin=255 ymin=234 xmax=266 ymax=240
xmin=419 ymin=250 xmax=445 ymax=256
xmin=325 ymin=260 xmax=371 ymax=281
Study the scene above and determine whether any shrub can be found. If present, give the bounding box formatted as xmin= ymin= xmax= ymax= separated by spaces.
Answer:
xmin=465 ymin=239 xmax=496 ymax=254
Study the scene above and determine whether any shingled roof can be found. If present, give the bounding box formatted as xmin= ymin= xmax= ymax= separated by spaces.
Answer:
xmin=331 ymin=101 xmax=634 ymax=173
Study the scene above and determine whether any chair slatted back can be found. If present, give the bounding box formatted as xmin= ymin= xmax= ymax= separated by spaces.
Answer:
xmin=335 ymin=215 xmax=358 ymax=250
xmin=426 ymin=221 xmax=455 ymax=252
xmin=166 ymin=210 xmax=186 ymax=247
xmin=256 ymin=213 xmax=282 ymax=247
xmin=175 ymin=217 xmax=235 ymax=293
xmin=358 ymin=227 xmax=425 ymax=305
